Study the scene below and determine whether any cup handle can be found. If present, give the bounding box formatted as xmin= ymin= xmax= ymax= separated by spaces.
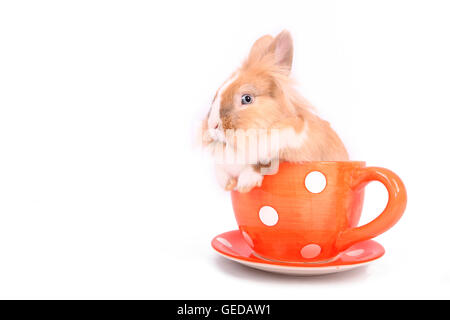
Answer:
xmin=335 ymin=167 xmax=407 ymax=252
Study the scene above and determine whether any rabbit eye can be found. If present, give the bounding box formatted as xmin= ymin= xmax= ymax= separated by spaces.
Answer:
xmin=241 ymin=94 xmax=253 ymax=105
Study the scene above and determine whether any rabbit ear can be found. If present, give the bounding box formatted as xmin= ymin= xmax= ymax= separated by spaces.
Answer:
xmin=270 ymin=30 xmax=294 ymax=71
xmin=248 ymin=34 xmax=274 ymax=62
xmin=247 ymin=31 xmax=294 ymax=72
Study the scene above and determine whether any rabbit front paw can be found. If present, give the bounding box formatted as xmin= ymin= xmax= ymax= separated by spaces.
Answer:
xmin=236 ymin=168 xmax=263 ymax=193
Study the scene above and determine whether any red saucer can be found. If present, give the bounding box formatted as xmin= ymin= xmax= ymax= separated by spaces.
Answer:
xmin=212 ymin=230 xmax=385 ymax=275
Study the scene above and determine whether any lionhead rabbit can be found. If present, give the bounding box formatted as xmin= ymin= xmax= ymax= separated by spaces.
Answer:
xmin=202 ymin=30 xmax=348 ymax=193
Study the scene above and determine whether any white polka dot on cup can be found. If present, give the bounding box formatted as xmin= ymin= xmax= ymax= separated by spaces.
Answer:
xmin=259 ymin=206 xmax=279 ymax=226
xmin=305 ymin=171 xmax=327 ymax=193
xmin=301 ymin=244 xmax=322 ymax=259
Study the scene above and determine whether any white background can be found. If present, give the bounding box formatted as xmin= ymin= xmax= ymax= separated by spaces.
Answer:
xmin=0 ymin=0 xmax=449 ymax=299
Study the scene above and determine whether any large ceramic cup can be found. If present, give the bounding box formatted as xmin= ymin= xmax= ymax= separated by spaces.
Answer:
xmin=231 ymin=161 xmax=407 ymax=263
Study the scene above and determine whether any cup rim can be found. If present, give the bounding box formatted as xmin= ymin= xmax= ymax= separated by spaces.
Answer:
xmin=281 ymin=160 xmax=366 ymax=165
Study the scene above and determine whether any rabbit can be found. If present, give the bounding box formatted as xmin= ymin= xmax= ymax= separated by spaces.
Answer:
xmin=201 ymin=30 xmax=349 ymax=193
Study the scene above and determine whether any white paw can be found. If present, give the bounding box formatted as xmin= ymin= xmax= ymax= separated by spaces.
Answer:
xmin=236 ymin=169 xmax=263 ymax=193
xmin=215 ymin=165 xmax=236 ymax=190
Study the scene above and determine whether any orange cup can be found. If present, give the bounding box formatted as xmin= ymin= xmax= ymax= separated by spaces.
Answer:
xmin=231 ymin=161 xmax=407 ymax=263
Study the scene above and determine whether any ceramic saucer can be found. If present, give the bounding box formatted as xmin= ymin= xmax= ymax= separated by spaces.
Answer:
xmin=212 ymin=230 xmax=385 ymax=276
